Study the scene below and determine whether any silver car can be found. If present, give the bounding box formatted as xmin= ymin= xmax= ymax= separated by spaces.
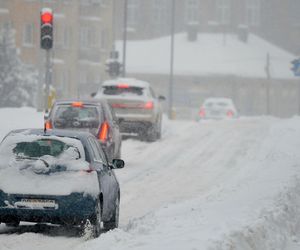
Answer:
xmin=94 ymin=78 xmax=165 ymax=141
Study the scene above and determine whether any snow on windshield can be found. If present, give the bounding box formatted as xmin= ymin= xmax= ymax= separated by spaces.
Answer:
xmin=0 ymin=132 xmax=99 ymax=196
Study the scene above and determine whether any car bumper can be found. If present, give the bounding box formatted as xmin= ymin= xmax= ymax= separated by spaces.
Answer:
xmin=0 ymin=191 xmax=96 ymax=225
xmin=118 ymin=120 xmax=153 ymax=134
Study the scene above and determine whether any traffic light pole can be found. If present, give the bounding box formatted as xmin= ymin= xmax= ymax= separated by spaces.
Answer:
xmin=122 ymin=0 xmax=128 ymax=77
xmin=168 ymin=0 xmax=175 ymax=119
xmin=44 ymin=49 xmax=51 ymax=113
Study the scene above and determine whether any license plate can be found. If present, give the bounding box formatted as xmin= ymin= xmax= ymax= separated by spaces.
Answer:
xmin=16 ymin=199 xmax=58 ymax=210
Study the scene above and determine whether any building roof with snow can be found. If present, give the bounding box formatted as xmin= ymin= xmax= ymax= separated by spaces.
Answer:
xmin=117 ymin=33 xmax=296 ymax=80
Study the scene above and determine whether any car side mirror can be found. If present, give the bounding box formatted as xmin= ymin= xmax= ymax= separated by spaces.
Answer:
xmin=158 ymin=95 xmax=166 ymax=101
xmin=112 ymin=159 xmax=125 ymax=169
xmin=91 ymin=92 xmax=96 ymax=98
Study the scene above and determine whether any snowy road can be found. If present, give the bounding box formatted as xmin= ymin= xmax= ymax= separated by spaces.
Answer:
xmin=0 ymin=108 xmax=300 ymax=249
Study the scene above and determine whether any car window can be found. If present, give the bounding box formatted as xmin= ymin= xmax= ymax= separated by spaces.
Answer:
xmin=102 ymin=86 xmax=144 ymax=96
xmin=102 ymin=102 xmax=113 ymax=123
xmin=88 ymin=137 xmax=104 ymax=163
xmin=52 ymin=105 xmax=102 ymax=129
xmin=204 ymin=102 xmax=213 ymax=108
xmin=149 ymin=87 xmax=156 ymax=98
xmin=12 ymin=139 xmax=72 ymax=158
xmin=92 ymin=137 xmax=108 ymax=165
xmin=217 ymin=102 xmax=229 ymax=107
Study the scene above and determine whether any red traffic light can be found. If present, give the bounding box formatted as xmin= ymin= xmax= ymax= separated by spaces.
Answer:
xmin=41 ymin=12 xmax=53 ymax=23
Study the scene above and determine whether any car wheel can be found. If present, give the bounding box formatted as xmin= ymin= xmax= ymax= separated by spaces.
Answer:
xmin=146 ymin=124 xmax=157 ymax=142
xmin=5 ymin=221 xmax=20 ymax=227
xmin=81 ymin=199 xmax=102 ymax=239
xmin=103 ymin=195 xmax=119 ymax=231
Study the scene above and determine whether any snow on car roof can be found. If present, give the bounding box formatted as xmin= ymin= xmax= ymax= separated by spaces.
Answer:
xmin=204 ymin=97 xmax=234 ymax=104
xmin=102 ymin=78 xmax=150 ymax=88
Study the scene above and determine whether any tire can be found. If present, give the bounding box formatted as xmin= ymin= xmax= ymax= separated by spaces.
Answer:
xmin=103 ymin=195 xmax=120 ymax=231
xmin=5 ymin=221 xmax=20 ymax=227
xmin=81 ymin=199 xmax=102 ymax=239
xmin=146 ymin=124 xmax=157 ymax=142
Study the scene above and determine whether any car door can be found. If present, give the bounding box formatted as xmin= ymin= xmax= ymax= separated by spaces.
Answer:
xmin=87 ymin=136 xmax=118 ymax=219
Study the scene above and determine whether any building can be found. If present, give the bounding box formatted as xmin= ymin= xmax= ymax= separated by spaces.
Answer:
xmin=0 ymin=0 xmax=114 ymax=103
xmin=117 ymin=33 xmax=298 ymax=118
xmin=115 ymin=0 xmax=300 ymax=54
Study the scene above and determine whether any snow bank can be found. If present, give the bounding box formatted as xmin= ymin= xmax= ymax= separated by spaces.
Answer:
xmin=1 ymin=108 xmax=300 ymax=250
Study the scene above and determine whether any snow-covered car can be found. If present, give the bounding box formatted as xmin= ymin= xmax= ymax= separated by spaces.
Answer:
xmin=92 ymin=78 xmax=165 ymax=142
xmin=45 ymin=99 xmax=122 ymax=162
xmin=0 ymin=129 xmax=124 ymax=237
xmin=197 ymin=97 xmax=238 ymax=120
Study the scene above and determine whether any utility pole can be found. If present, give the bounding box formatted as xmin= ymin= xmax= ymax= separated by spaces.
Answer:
xmin=122 ymin=0 xmax=128 ymax=77
xmin=168 ymin=0 xmax=175 ymax=119
xmin=265 ymin=53 xmax=271 ymax=115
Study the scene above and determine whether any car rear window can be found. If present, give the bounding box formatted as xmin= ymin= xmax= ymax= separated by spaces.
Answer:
xmin=53 ymin=105 xmax=100 ymax=129
xmin=13 ymin=139 xmax=72 ymax=158
xmin=102 ymin=86 xmax=144 ymax=96
xmin=0 ymin=134 xmax=85 ymax=160
xmin=205 ymin=101 xmax=229 ymax=107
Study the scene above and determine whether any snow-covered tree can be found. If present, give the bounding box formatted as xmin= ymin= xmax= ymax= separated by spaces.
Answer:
xmin=0 ymin=25 xmax=37 ymax=107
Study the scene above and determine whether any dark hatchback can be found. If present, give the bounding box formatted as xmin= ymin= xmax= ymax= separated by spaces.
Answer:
xmin=45 ymin=99 xmax=122 ymax=162
xmin=0 ymin=129 xmax=124 ymax=237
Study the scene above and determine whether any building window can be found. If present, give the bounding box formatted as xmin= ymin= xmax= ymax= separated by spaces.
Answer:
xmin=23 ymin=23 xmax=34 ymax=46
xmin=152 ymin=0 xmax=168 ymax=34
xmin=80 ymin=26 xmax=95 ymax=49
xmin=79 ymin=70 xmax=87 ymax=85
xmin=289 ymin=0 xmax=300 ymax=25
xmin=127 ymin=0 xmax=139 ymax=29
xmin=245 ymin=0 xmax=261 ymax=26
xmin=185 ymin=0 xmax=199 ymax=24
xmin=216 ymin=0 xmax=231 ymax=25
xmin=63 ymin=26 xmax=71 ymax=48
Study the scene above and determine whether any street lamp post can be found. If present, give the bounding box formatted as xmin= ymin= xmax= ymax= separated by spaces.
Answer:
xmin=122 ymin=0 xmax=128 ymax=77
xmin=168 ymin=0 xmax=175 ymax=119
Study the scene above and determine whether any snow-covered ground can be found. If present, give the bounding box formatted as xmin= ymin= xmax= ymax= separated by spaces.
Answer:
xmin=0 ymin=108 xmax=300 ymax=250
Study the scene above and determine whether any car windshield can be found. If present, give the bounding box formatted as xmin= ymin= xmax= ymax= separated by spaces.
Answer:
xmin=53 ymin=105 xmax=100 ymax=129
xmin=102 ymin=86 xmax=144 ymax=96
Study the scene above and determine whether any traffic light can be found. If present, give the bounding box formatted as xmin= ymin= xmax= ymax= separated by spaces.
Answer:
xmin=106 ymin=60 xmax=122 ymax=78
xmin=40 ymin=8 xmax=53 ymax=50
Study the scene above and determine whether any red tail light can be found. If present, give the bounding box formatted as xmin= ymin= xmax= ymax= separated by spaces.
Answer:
xmin=199 ymin=108 xmax=205 ymax=118
xmin=227 ymin=110 xmax=234 ymax=117
xmin=143 ymin=101 xmax=154 ymax=109
xmin=117 ymin=84 xmax=129 ymax=88
xmin=45 ymin=120 xmax=52 ymax=129
xmin=98 ymin=121 xmax=109 ymax=142
xmin=72 ymin=102 xmax=84 ymax=108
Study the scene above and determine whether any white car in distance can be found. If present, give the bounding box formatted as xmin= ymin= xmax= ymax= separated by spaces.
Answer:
xmin=197 ymin=97 xmax=238 ymax=120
